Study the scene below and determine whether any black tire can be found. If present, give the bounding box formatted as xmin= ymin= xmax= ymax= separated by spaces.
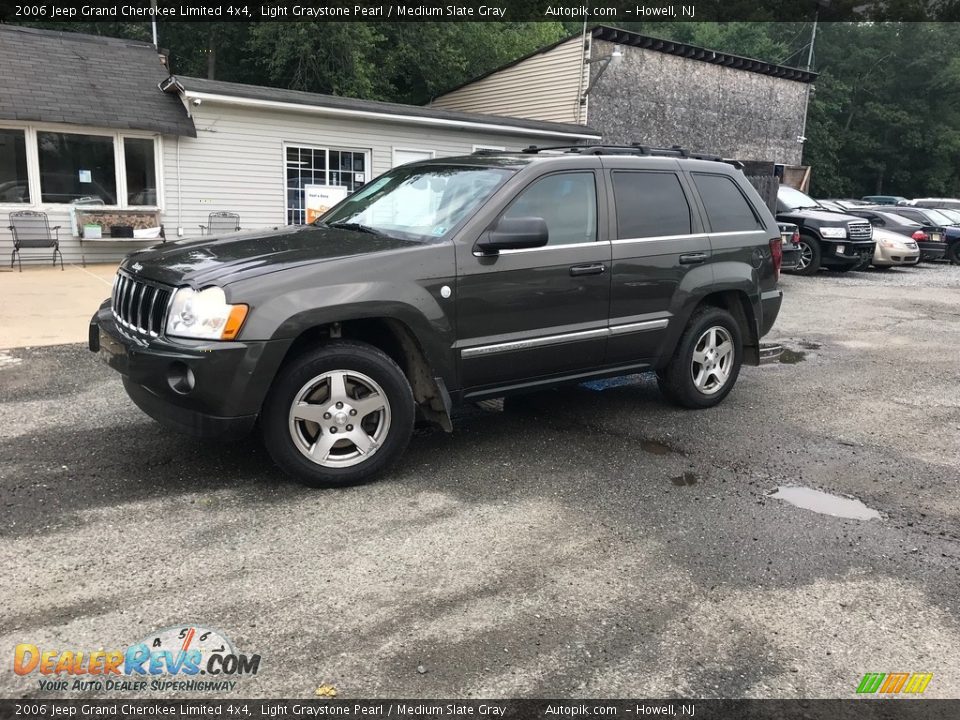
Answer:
xmin=261 ymin=341 xmax=415 ymax=487
xmin=791 ymin=234 xmax=821 ymax=275
xmin=657 ymin=306 xmax=743 ymax=409
xmin=948 ymin=242 xmax=960 ymax=265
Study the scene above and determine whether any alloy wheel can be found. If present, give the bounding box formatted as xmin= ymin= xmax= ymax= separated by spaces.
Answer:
xmin=691 ymin=326 xmax=734 ymax=395
xmin=287 ymin=369 xmax=392 ymax=468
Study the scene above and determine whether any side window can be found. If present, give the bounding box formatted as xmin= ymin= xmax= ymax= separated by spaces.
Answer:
xmin=612 ymin=171 xmax=691 ymax=238
xmin=692 ymin=173 xmax=764 ymax=233
xmin=502 ymin=172 xmax=597 ymax=245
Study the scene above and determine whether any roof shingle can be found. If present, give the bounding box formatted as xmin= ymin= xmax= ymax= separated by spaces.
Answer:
xmin=0 ymin=25 xmax=196 ymax=137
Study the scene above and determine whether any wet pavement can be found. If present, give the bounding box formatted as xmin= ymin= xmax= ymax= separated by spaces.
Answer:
xmin=1 ymin=264 xmax=958 ymax=699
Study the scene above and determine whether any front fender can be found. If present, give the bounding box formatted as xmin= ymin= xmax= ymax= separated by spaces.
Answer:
xmin=241 ymin=282 xmax=457 ymax=386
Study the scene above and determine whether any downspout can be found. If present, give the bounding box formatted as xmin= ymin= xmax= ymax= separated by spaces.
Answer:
xmin=176 ymin=135 xmax=183 ymax=236
xmin=574 ymin=21 xmax=588 ymax=125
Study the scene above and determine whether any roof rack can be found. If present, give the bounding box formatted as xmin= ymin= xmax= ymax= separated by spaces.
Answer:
xmin=512 ymin=143 xmax=743 ymax=168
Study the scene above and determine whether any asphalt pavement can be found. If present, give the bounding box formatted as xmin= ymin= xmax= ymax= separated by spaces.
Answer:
xmin=1 ymin=264 xmax=958 ymax=699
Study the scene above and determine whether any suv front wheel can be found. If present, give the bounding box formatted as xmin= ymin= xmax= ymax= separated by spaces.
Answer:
xmin=791 ymin=234 xmax=821 ymax=275
xmin=657 ymin=307 xmax=743 ymax=409
xmin=261 ymin=341 xmax=415 ymax=487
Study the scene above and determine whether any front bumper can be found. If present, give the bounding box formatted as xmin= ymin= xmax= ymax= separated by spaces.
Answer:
xmin=822 ymin=240 xmax=875 ymax=267
xmin=873 ymin=243 xmax=921 ymax=266
xmin=90 ymin=301 xmax=290 ymax=438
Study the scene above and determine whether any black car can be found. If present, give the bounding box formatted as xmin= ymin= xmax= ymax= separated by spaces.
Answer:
xmin=844 ymin=208 xmax=947 ymax=261
xmin=778 ymin=222 xmax=801 ymax=271
xmin=777 ymin=186 xmax=875 ymax=274
xmin=875 ymin=206 xmax=958 ymax=263
xmin=90 ymin=145 xmax=784 ymax=486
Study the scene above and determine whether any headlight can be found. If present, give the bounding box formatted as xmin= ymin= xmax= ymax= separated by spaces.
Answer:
xmin=880 ymin=240 xmax=905 ymax=250
xmin=820 ymin=227 xmax=847 ymax=239
xmin=166 ymin=286 xmax=248 ymax=340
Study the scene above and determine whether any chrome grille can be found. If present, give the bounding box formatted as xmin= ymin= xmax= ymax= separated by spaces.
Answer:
xmin=112 ymin=272 xmax=172 ymax=337
xmin=847 ymin=221 xmax=872 ymax=240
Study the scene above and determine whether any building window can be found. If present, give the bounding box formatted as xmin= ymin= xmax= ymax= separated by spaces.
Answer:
xmin=124 ymin=137 xmax=157 ymax=206
xmin=0 ymin=129 xmax=30 ymax=203
xmin=286 ymin=145 xmax=368 ymax=225
xmin=37 ymin=131 xmax=117 ymax=205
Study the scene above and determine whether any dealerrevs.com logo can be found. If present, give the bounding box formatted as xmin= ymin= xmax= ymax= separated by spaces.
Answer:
xmin=14 ymin=625 xmax=261 ymax=693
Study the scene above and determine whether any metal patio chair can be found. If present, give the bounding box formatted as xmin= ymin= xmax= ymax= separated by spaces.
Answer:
xmin=8 ymin=210 xmax=63 ymax=272
xmin=199 ymin=211 xmax=241 ymax=235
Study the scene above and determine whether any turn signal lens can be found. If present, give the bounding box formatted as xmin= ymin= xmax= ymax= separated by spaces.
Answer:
xmin=221 ymin=305 xmax=249 ymax=340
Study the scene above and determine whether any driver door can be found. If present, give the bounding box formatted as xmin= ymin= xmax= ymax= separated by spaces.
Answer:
xmin=455 ymin=167 xmax=612 ymax=392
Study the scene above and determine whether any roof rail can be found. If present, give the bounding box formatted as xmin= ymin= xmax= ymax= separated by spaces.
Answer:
xmin=517 ymin=143 xmax=742 ymax=167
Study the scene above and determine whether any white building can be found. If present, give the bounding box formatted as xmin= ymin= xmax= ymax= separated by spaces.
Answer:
xmin=0 ymin=25 xmax=600 ymax=266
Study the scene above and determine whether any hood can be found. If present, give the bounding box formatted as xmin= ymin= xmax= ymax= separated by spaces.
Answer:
xmin=778 ymin=207 xmax=865 ymax=224
xmin=872 ymin=227 xmax=913 ymax=243
xmin=121 ymin=225 xmax=421 ymax=287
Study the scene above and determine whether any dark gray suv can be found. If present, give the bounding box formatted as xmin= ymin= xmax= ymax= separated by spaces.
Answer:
xmin=90 ymin=145 xmax=784 ymax=486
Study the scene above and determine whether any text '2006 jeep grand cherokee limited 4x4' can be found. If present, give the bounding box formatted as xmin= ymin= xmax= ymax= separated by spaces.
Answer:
xmin=90 ymin=145 xmax=784 ymax=487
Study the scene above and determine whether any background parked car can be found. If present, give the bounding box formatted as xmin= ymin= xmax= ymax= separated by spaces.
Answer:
xmin=862 ymin=195 xmax=908 ymax=205
xmin=846 ymin=208 xmax=947 ymax=261
xmin=879 ymin=205 xmax=960 ymax=263
xmin=778 ymin=186 xmax=875 ymax=275
xmin=818 ymin=199 xmax=868 ymax=210
xmin=778 ymin=222 xmax=801 ymax=271
xmin=870 ymin=227 xmax=920 ymax=268
xmin=909 ymin=197 xmax=960 ymax=210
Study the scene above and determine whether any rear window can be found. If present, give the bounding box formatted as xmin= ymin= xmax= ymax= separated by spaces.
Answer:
xmin=692 ymin=173 xmax=764 ymax=233
xmin=611 ymin=171 xmax=691 ymax=239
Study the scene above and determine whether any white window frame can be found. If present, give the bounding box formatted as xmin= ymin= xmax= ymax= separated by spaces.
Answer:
xmin=282 ymin=141 xmax=371 ymax=226
xmin=391 ymin=147 xmax=435 ymax=168
xmin=0 ymin=121 xmax=163 ymax=212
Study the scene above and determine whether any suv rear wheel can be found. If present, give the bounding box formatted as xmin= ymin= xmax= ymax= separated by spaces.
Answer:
xmin=792 ymin=234 xmax=821 ymax=275
xmin=657 ymin=307 xmax=743 ymax=409
xmin=261 ymin=341 xmax=415 ymax=487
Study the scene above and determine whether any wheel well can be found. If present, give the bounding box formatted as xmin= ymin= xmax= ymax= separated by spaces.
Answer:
xmin=698 ymin=290 xmax=759 ymax=364
xmin=279 ymin=319 xmax=453 ymax=431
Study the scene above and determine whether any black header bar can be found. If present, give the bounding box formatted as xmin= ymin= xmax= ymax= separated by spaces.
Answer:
xmin=2 ymin=0 xmax=959 ymax=23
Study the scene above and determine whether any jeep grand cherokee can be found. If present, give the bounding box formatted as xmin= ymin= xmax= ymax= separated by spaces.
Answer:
xmin=90 ymin=146 xmax=784 ymax=486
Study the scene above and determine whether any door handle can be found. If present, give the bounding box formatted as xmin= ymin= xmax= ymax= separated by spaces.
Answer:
xmin=569 ymin=263 xmax=607 ymax=276
xmin=679 ymin=253 xmax=708 ymax=265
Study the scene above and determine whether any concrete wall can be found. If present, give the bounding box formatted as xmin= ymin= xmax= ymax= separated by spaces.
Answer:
xmin=430 ymin=36 xmax=588 ymax=125
xmin=587 ymin=39 xmax=810 ymax=165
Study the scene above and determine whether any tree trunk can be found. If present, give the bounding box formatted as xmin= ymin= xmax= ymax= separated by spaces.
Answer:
xmin=206 ymin=26 xmax=217 ymax=80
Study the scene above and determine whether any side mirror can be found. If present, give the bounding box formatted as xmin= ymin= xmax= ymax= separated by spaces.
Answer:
xmin=475 ymin=216 xmax=549 ymax=253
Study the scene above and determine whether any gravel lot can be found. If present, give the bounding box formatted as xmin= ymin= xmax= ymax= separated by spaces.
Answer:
xmin=1 ymin=264 xmax=958 ymax=699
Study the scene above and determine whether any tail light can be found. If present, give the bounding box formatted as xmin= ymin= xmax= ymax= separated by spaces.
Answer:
xmin=911 ymin=230 xmax=928 ymax=241
xmin=769 ymin=237 xmax=782 ymax=280
xmin=791 ymin=230 xmax=800 ymax=245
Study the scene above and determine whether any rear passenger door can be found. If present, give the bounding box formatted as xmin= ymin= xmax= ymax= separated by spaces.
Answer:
xmin=605 ymin=166 xmax=709 ymax=365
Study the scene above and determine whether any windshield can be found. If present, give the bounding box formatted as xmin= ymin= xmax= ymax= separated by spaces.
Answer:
xmin=935 ymin=208 xmax=960 ymax=223
xmin=318 ymin=164 xmax=512 ymax=241
xmin=920 ymin=208 xmax=955 ymax=226
xmin=778 ymin=185 xmax=820 ymax=210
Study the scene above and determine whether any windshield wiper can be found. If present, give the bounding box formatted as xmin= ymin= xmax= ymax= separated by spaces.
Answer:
xmin=324 ymin=221 xmax=386 ymax=237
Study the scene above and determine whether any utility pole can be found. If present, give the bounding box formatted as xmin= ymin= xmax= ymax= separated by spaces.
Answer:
xmin=150 ymin=0 xmax=158 ymax=49
xmin=806 ymin=9 xmax=819 ymax=71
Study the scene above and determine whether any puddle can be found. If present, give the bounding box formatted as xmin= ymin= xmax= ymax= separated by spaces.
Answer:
xmin=641 ymin=439 xmax=678 ymax=456
xmin=770 ymin=486 xmax=881 ymax=521
xmin=671 ymin=472 xmax=698 ymax=486
xmin=779 ymin=348 xmax=807 ymax=364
